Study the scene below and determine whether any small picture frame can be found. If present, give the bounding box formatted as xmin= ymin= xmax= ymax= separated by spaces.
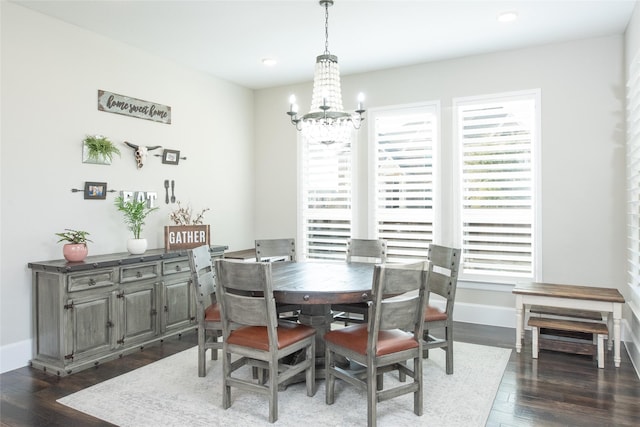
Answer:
xmin=162 ymin=149 xmax=180 ymax=165
xmin=84 ymin=181 xmax=107 ymax=200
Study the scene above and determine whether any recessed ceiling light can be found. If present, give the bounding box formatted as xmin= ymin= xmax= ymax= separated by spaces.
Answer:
xmin=262 ymin=58 xmax=277 ymax=67
xmin=497 ymin=11 xmax=518 ymax=23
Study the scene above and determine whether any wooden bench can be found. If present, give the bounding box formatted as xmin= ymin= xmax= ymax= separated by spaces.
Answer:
xmin=529 ymin=305 xmax=603 ymax=321
xmin=528 ymin=317 xmax=609 ymax=368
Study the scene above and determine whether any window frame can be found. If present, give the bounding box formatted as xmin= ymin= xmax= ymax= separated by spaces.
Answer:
xmin=452 ymin=89 xmax=542 ymax=284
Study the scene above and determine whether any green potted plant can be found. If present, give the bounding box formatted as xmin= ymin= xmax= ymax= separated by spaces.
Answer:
xmin=115 ymin=196 xmax=158 ymax=254
xmin=55 ymin=228 xmax=92 ymax=262
xmin=83 ymin=134 xmax=121 ymax=164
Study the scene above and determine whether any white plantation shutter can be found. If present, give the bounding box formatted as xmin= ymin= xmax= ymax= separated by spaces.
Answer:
xmin=300 ymin=139 xmax=353 ymax=260
xmin=628 ymin=58 xmax=640 ymax=290
xmin=371 ymin=105 xmax=438 ymax=262
xmin=455 ymin=92 xmax=539 ymax=280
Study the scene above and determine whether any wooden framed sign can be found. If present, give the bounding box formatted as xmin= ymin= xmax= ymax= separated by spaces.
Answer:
xmin=164 ymin=225 xmax=210 ymax=251
xmin=98 ymin=90 xmax=171 ymax=124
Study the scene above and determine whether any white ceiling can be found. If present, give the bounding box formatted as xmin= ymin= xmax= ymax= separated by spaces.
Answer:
xmin=12 ymin=0 xmax=637 ymax=89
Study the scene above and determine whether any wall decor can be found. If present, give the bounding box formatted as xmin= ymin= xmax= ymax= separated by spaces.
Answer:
xmin=161 ymin=149 xmax=181 ymax=165
xmin=120 ymin=191 xmax=158 ymax=208
xmin=98 ymin=90 xmax=171 ymax=124
xmin=164 ymin=225 xmax=210 ymax=251
xmin=124 ymin=142 xmax=162 ymax=169
xmin=82 ymin=134 xmax=120 ymax=165
xmin=84 ymin=182 xmax=108 ymax=200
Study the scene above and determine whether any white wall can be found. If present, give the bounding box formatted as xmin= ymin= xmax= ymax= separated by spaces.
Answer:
xmin=255 ymin=35 xmax=627 ymax=328
xmin=0 ymin=2 xmax=256 ymax=372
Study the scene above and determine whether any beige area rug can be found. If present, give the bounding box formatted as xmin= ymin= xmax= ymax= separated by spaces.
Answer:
xmin=58 ymin=342 xmax=511 ymax=427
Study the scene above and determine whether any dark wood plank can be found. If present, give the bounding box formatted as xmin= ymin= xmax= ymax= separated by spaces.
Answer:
xmin=1 ymin=324 xmax=639 ymax=427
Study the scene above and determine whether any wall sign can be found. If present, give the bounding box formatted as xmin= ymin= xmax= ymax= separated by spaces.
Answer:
xmin=98 ymin=90 xmax=171 ymax=124
xmin=164 ymin=225 xmax=210 ymax=251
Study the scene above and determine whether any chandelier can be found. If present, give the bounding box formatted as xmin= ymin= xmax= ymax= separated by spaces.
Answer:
xmin=287 ymin=0 xmax=365 ymax=145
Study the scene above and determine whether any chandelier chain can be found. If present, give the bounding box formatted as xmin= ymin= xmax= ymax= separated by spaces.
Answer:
xmin=324 ymin=1 xmax=330 ymax=55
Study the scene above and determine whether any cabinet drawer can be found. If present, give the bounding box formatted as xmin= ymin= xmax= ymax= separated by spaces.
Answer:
xmin=67 ymin=269 xmax=116 ymax=292
xmin=162 ymin=258 xmax=190 ymax=276
xmin=120 ymin=263 xmax=159 ymax=283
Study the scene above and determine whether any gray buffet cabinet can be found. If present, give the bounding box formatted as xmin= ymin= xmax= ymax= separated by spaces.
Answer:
xmin=28 ymin=245 xmax=227 ymax=376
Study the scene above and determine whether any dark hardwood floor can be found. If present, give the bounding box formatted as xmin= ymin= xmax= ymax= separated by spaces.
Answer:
xmin=1 ymin=323 xmax=638 ymax=426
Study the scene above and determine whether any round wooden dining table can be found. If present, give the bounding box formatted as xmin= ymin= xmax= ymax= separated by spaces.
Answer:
xmin=269 ymin=261 xmax=375 ymax=373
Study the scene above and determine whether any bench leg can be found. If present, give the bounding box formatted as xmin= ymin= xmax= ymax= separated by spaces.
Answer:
xmin=531 ymin=326 xmax=539 ymax=359
xmin=597 ymin=334 xmax=604 ymax=369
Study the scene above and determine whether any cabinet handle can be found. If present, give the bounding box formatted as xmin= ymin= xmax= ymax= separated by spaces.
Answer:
xmin=175 ymin=265 xmax=182 ymax=272
xmin=136 ymin=271 xmax=142 ymax=278
xmin=88 ymin=278 xmax=96 ymax=286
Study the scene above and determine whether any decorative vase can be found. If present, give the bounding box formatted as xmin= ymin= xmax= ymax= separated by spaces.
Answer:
xmin=127 ymin=238 xmax=148 ymax=255
xmin=63 ymin=243 xmax=88 ymax=262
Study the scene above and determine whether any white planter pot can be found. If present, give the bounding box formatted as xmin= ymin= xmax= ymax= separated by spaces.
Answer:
xmin=127 ymin=238 xmax=148 ymax=255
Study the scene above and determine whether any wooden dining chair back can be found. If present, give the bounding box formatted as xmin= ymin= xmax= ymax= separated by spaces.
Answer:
xmin=255 ymin=238 xmax=299 ymax=319
xmin=255 ymin=238 xmax=297 ymax=262
xmin=423 ymin=244 xmax=461 ymax=374
xmin=324 ymin=261 xmax=429 ymax=427
xmin=332 ymin=238 xmax=388 ymax=326
xmin=187 ymin=244 xmax=223 ymax=377
xmin=346 ymin=238 xmax=387 ymax=263
xmin=214 ymin=259 xmax=316 ymax=423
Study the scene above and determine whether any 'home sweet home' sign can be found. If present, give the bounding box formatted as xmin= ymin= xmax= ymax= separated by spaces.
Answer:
xmin=98 ymin=90 xmax=171 ymax=124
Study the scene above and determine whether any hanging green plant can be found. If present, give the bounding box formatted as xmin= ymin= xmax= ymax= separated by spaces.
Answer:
xmin=83 ymin=134 xmax=121 ymax=163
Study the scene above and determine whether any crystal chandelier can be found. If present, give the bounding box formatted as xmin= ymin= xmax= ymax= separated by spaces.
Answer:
xmin=287 ymin=0 xmax=365 ymax=145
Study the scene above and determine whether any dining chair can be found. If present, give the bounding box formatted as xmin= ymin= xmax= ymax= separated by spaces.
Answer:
xmin=422 ymin=244 xmax=461 ymax=375
xmin=214 ymin=259 xmax=316 ymax=423
xmin=255 ymin=238 xmax=300 ymax=320
xmin=331 ymin=238 xmax=387 ymax=326
xmin=187 ymin=244 xmax=223 ymax=377
xmin=255 ymin=238 xmax=297 ymax=262
xmin=324 ymin=261 xmax=429 ymax=427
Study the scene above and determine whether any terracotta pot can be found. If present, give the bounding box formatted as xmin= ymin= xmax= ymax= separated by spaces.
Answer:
xmin=63 ymin=243 xmax=88 ymax=262
xmin=127 ymin=238 xmax=148 ymax=255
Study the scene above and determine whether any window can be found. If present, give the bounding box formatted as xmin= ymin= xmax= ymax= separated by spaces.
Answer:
xmin=627 ymin=57 xmax=640 ymax=291
xmin=454 ymin=91 xmax=540 ymax=282
xmin=298 ymin=91 xmax=539 ymax=284
xmin=370 ymin=104 xmax=439 ymax=262
xmin=299 ymin=138 xmax=353 ymax=261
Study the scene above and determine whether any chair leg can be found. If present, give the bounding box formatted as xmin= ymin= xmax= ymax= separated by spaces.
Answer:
xmin=198 ymin=327 xmax=206 ymax=377
xmin=268 ymin=357 xmax=278 ymax=423
xmin=414 ymin=355 xmax=423 ymax=416
xmin=222 ymin=351 xmax=232 ymax=409
xmin=325 ymin=346 xmax=335 ymax=405
xmin=306 ymin=339 xmax=316 ymax=397
xmin=445 ymin=326 xmax=453 ymax=375
xmin=367 ymin=363 xmax=377 ymax=427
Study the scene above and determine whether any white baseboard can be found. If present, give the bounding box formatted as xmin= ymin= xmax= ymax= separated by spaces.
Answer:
xmin=2 ymin=302 xmax=637 ymax=378
xmin=1 ymin=339 xmax=31 ymax=374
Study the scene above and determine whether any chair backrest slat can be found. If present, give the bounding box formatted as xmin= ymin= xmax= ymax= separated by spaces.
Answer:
xmin=215 ymin=260 xmax=278 ymax=334
xmin=427 ymin=245 xmax=461 ymax=315
xmin=347 ymin=238 xmax=387 ymax=264
xmin=188 ymin=245 xmax=215 ymax=307
xmin=368 ymin=261 xmax=429 ymax=350
xmin=255 ymin=238 xmax=296 ymax=262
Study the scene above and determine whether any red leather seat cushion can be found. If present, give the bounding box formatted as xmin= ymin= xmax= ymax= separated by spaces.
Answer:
xmin=204 ymin=303 xmax=221 ymax=322
xmin=425 ymin=305 xmax=447 ymax=322
xmin=227 ymin=321 xmax=315 ymax=351
xmin=324 ymin=324 xmax=418 ymax=356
